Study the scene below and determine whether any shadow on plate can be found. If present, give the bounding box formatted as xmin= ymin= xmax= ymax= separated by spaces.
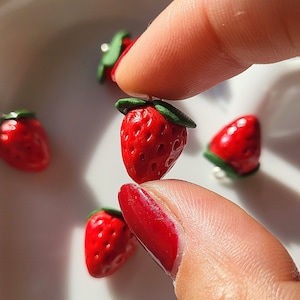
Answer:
xmin=108 ymin=246 xmax=177 ymax=300
xmin=202 ymin=81 xmax=232 ymax=112
xmin=222 ymin=171 xmax=300 ymax=247
xmin=259 ymin=68 xmax=300 ymax=169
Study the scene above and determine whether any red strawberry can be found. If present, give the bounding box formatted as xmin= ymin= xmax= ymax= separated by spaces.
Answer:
xmin=84 ymin=208 xmax=138 ymax=278
xmin=0 ymin=109 xmax=50 ymax=172
xmin=116 ymin=98 xmax=196 ymax=184
xmin=204 ymin=115 xmax=261 ymax=179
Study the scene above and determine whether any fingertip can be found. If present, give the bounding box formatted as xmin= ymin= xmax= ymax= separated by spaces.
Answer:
xmin=114 ymin=0 xmax=247 ymax=100
xmin=140 ymin=180 xmax=300 ymax=299
xmin=115 ymin=0 xmax=299 ymax=100
xmin=114 ymin=24 xmax=192 ymax=100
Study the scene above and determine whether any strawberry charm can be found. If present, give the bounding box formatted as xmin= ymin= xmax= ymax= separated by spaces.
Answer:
xmin=204 ymin=115 xmax=261 ymax=179
xmin=116 ymin=98 xmax=196 ymax=184
xmin=97 ymin=30 xmax=133 ymax=83
xmin=0 ymin=109 xmax=50 ymax=172
xmin=84 ymin=208 xmax=138 ymax=278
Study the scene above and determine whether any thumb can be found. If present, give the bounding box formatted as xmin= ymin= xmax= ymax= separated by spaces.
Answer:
xmin=114 ymin=0 xmax=300 ymax=100
xmin=118 ymin=180 xmax=300 ymax=299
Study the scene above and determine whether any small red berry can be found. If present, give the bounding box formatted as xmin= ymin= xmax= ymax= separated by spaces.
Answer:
xmin=116 ymin=98 xmax=196 ymax=184
xmin=204 ymin=115 xmax=261 ymax=178
xmin=0 ymin=110 xmax=50 ymax=172
xmin=84 ymin=208 xmax=138 ymax=278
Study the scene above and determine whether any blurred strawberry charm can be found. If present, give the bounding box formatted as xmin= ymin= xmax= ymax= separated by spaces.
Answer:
xmin=204 ymin=115 xmax=261 ymax=179
xmin=97 ymin=30 xmax=134 ymax=83
xmin=84 ymin=208 xmax=138 ymax=278
xmin=0 ymin=109 xmax=50 ymax=172
xmin=116 ymin=98 xmax=196 ymax=184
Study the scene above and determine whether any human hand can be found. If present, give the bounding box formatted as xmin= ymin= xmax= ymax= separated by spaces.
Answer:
xmin=114 ymin=0 xmax=300 ymax=100
xmin=114 ymin=0 xmax=300 ymax=299
xmin=118 ymin=181 xmax=300 ymax=299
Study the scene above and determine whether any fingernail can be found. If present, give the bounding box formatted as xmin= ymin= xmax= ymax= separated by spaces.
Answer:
xmin=118 ymin=183 xmax=182 ymax=279
xmin=111 ymin=37 xmax=138 ymax=82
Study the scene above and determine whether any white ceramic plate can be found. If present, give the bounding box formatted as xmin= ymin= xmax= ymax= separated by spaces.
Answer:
xmin=0 ymin=1 xmax=299 ymax=299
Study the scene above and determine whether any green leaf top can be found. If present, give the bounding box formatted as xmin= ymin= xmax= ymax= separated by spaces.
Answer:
xmin=115 ymin=97 xmax=196 ymax=128
xmin=153 ymin=100 xmax=196 ymax=128
xmin=1 ymin=109 xmax=36 ymax=124
xmin=97 ymin=30 xmax=131 ymax=82
xmin=97 ymin=64 xmax=106 ymax=83
xmin=102 ymin=30 xmax=131 ymax=67
xmin=115 ymin=98 xmax=148 ymax=115
xmin=86 ymin=207 xmax=123 ymax=222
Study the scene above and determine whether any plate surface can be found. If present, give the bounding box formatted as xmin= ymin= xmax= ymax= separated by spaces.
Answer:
xmin=0 ymin=1 xmax=299 ymax=299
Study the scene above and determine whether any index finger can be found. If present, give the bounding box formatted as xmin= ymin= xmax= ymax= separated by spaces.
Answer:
xmin=114 ymin=0 xmax=300 ymax=100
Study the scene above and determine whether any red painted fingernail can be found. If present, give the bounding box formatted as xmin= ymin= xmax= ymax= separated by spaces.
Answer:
xmin=118 ymin=183 xmax=181 ymax=278
xmin=111 ymin=37 xmax=138 ymax=82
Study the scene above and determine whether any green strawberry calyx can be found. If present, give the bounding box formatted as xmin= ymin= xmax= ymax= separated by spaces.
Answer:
xmin=86 ymin=207 xmax=123 ymax=222
xmin=97 ymin=30 xmax=131 ymax=82
xmin=203 ymin=145 xmax=260 ymax=179
xmin=1 ymin=109 xmax=36 ymax=124
xmin=102 ymin=30 xmax=131 ymax=66
xmin=115 ymin=97 xmax=197 ymax=128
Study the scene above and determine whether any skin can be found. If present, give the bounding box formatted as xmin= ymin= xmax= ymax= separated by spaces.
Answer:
xmin=114 ymin=0 xmax=300 ymax=298
xmin=115 ymin=0 xmax=300 ymax=100
xmin=142 ymin=180 xmax=300 ymax=299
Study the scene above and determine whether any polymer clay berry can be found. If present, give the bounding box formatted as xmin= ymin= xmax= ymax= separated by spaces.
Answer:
xmin=204 ymin=115 xmax=261 ymax=179
xmin=0 ymin=109 xmax=50 ymax=172
xmin=116 ymin=98 xmax=196 ymax=184
xmin=84 ymin=208 xmax=138 ymax=278
xmin=97 ymin=30 xmax=133 ymax=83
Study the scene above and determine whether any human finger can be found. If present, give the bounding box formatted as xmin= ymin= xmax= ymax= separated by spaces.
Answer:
xmin=114 ymin=0 xmax=300 ymax=99
xmin=118 ymin=180 xmax=300 ymax=299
